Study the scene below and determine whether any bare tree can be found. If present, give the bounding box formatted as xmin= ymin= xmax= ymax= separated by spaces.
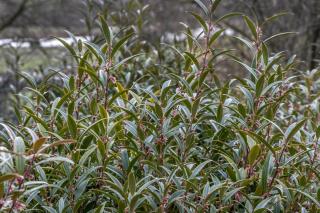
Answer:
xmin=0 ymin=0 xmax=30 ymax=32
xmin=308 ymin=0 xmax=320 ymax=69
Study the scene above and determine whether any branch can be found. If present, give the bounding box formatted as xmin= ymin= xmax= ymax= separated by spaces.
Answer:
xmin=0 ymin=0 xmax=30 ymax=33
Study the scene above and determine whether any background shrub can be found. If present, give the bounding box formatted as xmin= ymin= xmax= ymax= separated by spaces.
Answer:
xmin=0 ymin=0 xmax=319 ymax=212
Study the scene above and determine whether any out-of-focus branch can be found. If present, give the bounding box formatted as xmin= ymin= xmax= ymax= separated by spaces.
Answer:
xmin=309 ymin=0 xmax=320 ymax=69
xmin=0 ymin=0 xmax=30 ymax=33
xmin=252 ymin=0 xmax=264 ymax=22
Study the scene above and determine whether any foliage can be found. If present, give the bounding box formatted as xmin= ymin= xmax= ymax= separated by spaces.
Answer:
xmin=0 ymin=0 xmax=319 ymax=212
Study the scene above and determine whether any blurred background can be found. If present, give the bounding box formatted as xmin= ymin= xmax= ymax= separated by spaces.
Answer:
xmin=0 ymin=0 xmax=319 ymax=120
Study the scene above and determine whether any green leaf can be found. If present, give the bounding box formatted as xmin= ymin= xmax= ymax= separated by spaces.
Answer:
xmin=190 ymin=160 xmax=211 ymax=179
xmin=0 ymin=173 xmax=22 ymax=183
xmin=243 ymin=16 xmax=257 ymax=40
xmin=194 ymin=0 xmax=209 ymax=15
xmin=94 ymin=202 xmax=106 ymax=213
xmin=128 ymin=172 xmax=136 ymax=194
xmin=264 ymin=32 xmax=297 ymax=43
xmin=215 ymin=12 xmax=243 ymax=24
xmin=191 ymin=98 xmax=201 ymax=118
xmin=83 ymin=41 xmax=106 ymax=64
xmin=137 ymin=179 xmax=159 ymax=194
xmin=263 ymin=12 xmax=290 ymax=26
xmin=111 ymin=33 xmax=134 ymax=58
xmin=211 ymin=0 xmax=222 ymax=14
xmin=254 ymin=196 xmax=274 ymax=212
xmin=55 ymin=37 xmax=79 ymax=63
xmin=209 ymin=29 xmax=225 ymax=47
xmin=189 ymin=12 xmax=208 ymax=32
xmin=99 ymin=15 xmax=111 ymax=44
xmin=116 ymin=82 xmax=128 ymax=101
xmin=223 ymin=187 xmax=244 ymax=203
xmin=17 ymin=71 xmax=37 ymax=88
xmin=261 ymin=153 xmax=273 ymax=193
xmin=248 ymin=144 xmax=260 ymax=165
xmin=38 ymin=139 xmax=76 ymax=153
xmin=32 ymin=137 xmax=47 ymax=153
xmin=129 ymin=194 xmax=143 ymax=211
xmin=289 ymin=188 xmax=320 ymax=208
xmin=67 ymin=115 xmax=77 ymax=138
xmin=255 ymin=74 xmax=265 ymax=97
xmin=284 ymin=119 xmax=306 ymax=142
xmin=24 ymin=106 xmax=49 ymax=130
xmin=111 ymin=53 xmax=143 ymax=70
xmin=241 ymin=130 xmax=275 ymax=155
xmin=97 ymin=139 xmax=106 ymax=156
xmin=36 ymin=157 xmax=74 ymax=165
xmin=184 ymin=52 xmax=200 ymax=69
xmin=79 ymin=145 xmax=97 ymax=166
xmin=161 ymin=42 xmax=185 ymax=58
xmin=121 ymin=149 xmax=129 ymax=171
xmin=233 ymin=36 xmax=254 ymax=50
xmin=216 ymin=103 xmax=223 ymax=122
xmin=232 ymin=59 xmax=258 ymax=79
xmin=261 ymin=42 xmax=268 ymax=65
xmin=220 ymin=154 xmax=240 ymax=180
xmin=14 ymin=137 xmax=26 ymax=174
xmin=0 ymin=123 xmax=16 ymax=141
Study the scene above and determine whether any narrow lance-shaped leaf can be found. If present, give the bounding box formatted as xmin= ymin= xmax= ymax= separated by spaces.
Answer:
xmin=0 ymin=173 xmax=23 ymax=183
xmin=111 ymin=33 xmax=134 ymax=58
xmin=67 ymin=115 xmax=77 ymax=139
xmin=55 ymin=37 xmax=79 ymax=63
xmin=190 ymin=160 xmax=212 ymax=179
xmin=14 ymin=137 xmax=26 ymax=174
xmin=284 ymin=119 xmax=306 ymax=142
xmin=262 ymin=42 xmax=268 ymax=65
xmin=194 ymin=0 xmax=209 ymax=15
xmin=99 ymin=15 xmax=111 ymax=44
xmin=211 ymin=0 xmax=222 ymax=14
xmin=111 ymin=53 xmax=143 ymax=70
xmin=209 ymin=29 xmax=225 ymax=47
xmin=128 ymin=172 xmax=136 ymax=194
xmin=32 ymin=137 xmax=47 ymax=153
xmin=0 ymin=123 xmax=16 ymax=141
xmin=264 ymin=32 xmax=297 ymax=43
xmin=243 ymin=16 xmax=258 ymax=40
xmin=255 ymin=74 xmax=265 ymax=97
xmin=83 ymin=41 xmax=106 ymax=64
xmin=248 ymin=144 xmax=260 ymax=165
xmin=262 ymin=12 xmax=290 ymax=26
xmin=261 ymin=152 xmax=273 ymax=193
xmin=215 ymin=12 xmax=243 ymax=24
xmin=184 ymin=52 xmax=200 ymax=70
xmin=189 ymin=12 xmax=208 ymax=32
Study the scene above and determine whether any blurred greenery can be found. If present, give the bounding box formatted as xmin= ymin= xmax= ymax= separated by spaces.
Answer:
xmin=0 ymin=0 xmax=319 ymax=212
xmin=0 ymin=48 xmax=64 ymax=72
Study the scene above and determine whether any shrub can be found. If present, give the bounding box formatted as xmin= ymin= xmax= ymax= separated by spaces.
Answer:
xmin=0 ymin=0 xmax=319 ymax=212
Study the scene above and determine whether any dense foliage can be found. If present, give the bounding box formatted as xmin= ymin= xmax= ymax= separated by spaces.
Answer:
xmin=1 ymin=0 xmax=320 ymax=212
